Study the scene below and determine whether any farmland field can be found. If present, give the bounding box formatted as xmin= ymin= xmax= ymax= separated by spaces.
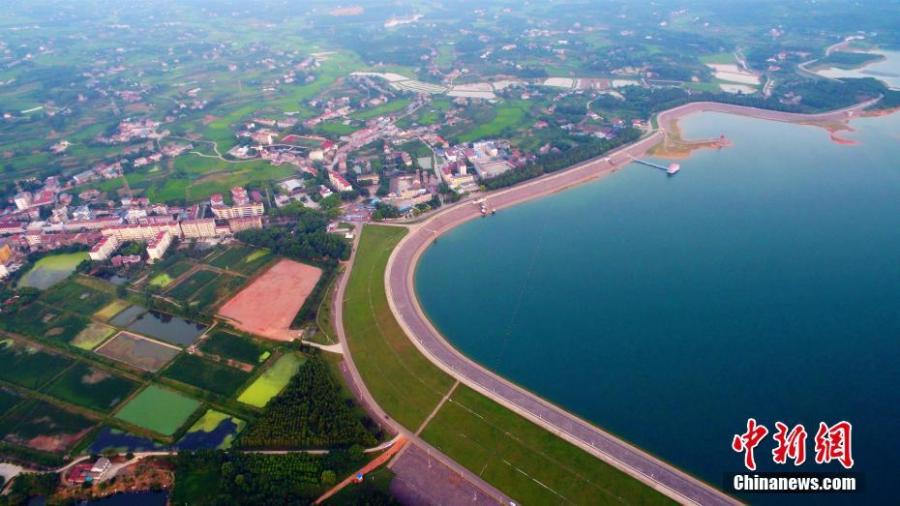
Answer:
xmin=95 ymin=331 xmax=180 ymax=372
xmin=94 ymin=300 xmax=131 ymax=322
xmin=163 ymin=354 xmax=251 ymax=397
xmin=70 ymin=322 xmax=117 ymax=350
xmin=148 ymin=260 xmax=194 ymax=288
xmin=115 ymin=385 xmax=201 ymax=437
xmin=177 ymin=410 xmax=246 ymax=450
xmin=237 ymin=353 xmax=305 ymax=408
xmin=455 ymin=100 xmax=530 ymax=143
xmin=2 ymin=399 xmax=95 ymax=453
xmin=148 ymin=273 xmax=175 ymax=289
xmin=0 ymin=388 xmax=22 ymax=414
xmin=46 ymin=363 xmax=139 ymax=412
xmin=187 ymin=273 xmax=245 ymax=310
xmin=0 ymin=339 xmax=73 ymax=390
xmin=209 ymin=246 xmax=273 ymax=275
xmin=200 ymin=331 xmax=269 ymax=365
xmin=0 ymin=304 xmax=89 ymax=343
xmin=17 ymin=252 xmax=89 ymax=290
xmin=41 ymin=312 xmax=91 ymax=344
xmin=167 ymin=269 xmax=217 ymax=301
xmin=208 ymin=246 xmax=252 ymax=268
xmin=40 ymin=278 xmax=113 ymax=314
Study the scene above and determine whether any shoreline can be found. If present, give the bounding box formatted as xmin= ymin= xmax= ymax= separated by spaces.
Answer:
xmin=383 ymin=98 xmax=884 ymax=505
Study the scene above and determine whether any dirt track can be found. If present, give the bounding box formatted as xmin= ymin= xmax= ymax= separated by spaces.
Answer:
xmin=218 ymin=259 xmax=321 ymax=341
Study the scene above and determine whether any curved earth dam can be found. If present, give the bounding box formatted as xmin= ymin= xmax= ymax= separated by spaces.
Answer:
xmin=414 ymin=111 xmax=900 ymax=505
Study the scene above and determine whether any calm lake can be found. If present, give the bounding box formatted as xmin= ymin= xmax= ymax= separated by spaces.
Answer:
xmin=416 ymin=111 xmax=900 ymax=504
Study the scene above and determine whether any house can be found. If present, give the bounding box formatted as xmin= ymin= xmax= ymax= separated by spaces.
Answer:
xmin=146 ymin=231 xmax=172 ymax=263
xmin=228 ymin=216 xmax=263 ymax=234
xmin=328 ymin=171 xmax=353 ymax=193
xmin=13 ymin=192 xmax=32 ymax=211
xmin=89 ymin=236 xmax=119 ymax=261
xmin=356 ymin=173 xmax=380 ymax=186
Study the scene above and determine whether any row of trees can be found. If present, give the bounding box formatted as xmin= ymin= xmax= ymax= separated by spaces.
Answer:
xmin=237 ymin=355 xmax=380 ymax=450
xmin=237 ymin=206 xmax=350 ymax=264
xmin=172 ymin=450 xmax=369 ymax=505
xmin=483 ymin=128 xmax=643 ymax=191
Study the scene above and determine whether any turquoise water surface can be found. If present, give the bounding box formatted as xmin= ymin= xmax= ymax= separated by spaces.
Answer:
xmin=415 ymin=112 xmax=900 ymax=504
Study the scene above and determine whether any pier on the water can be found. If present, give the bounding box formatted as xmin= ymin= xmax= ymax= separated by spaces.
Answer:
xmin=629 ymin=157 xmax=681 ymax=175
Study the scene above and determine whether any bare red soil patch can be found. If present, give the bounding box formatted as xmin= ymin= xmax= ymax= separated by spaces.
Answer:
xmin=217 ymin=259 xmax=322 ymax=341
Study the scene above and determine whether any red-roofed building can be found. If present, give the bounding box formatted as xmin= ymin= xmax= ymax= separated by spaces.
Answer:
xmin=231 ymin=186 xmax=249 ymax=206
xmin=90 ymin=235 xmax=119 ymax=261
xmin=328 ymin=171 xmax=353 ymax=193
xmin=31 ymin=190 xmax=56 ymax=208
xmin=146 ymin=231 xmax=172 ymax=262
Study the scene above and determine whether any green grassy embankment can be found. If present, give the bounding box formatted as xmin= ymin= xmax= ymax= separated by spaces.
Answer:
xmin=422 ymin=385 xmax=675 ymax=505
xmin=343 ymin=225 xmax=674 ymax=505
xmin=342 ymin=225 xmax=454 ymax=429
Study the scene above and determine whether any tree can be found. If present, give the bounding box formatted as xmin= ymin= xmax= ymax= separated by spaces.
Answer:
xmin=320 ymin=470 xmax=336 ymax=486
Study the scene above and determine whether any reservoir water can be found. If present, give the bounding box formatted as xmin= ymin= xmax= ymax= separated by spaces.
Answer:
xmin=815 ymin=50 xmax=900 ymax=89
xmin=415 ymin=111 xmax=900 ymax=504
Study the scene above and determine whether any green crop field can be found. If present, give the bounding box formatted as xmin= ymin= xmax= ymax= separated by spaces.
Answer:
xmin=115 ymin=385 xmax=201 ymax=437
xmin=342 ymin=225 xmax=455 ymax=429
xmin=237 ymin=353 xmax=305 ymax=408
xmin=351 ymin=98 xmax=411 ymax=120
xmin=421 ymin=386 xmax=674 ymax=506
xmin=455 ymin=100 xmax=530 ymax=143
xmin=200 ymin=331 xmax=269 ymax=365
xmin=42 ymin=312 xmax=91 ymax=344
xmin=70 ymin=322 xmax=117 ymax=350
xmin=208 ymin=246 xmax=252 ymax=269
xmin=0 ymin=304 xmax=52 ymax=336
xmin=163 ymin=354 xmax=251 ymax=398
xmin=40 ymin=278 xmax=113 ymax=314
xmin=187 ymin=273 xmax=244 ymax=310
xmin=209 ymin=246 xmax=272 ymax=275
xmin=1 ymin=399 xmax=96 ymax=453
xmin=148 ymin=260 xmax=194 ymax=289
xmin=94 ymin=299 xmax=131 ymax=322
xmin=148 ymin=273 xmax=175 ymax=289
xmin=168 ymin=269 xmax=218 ymax=301
xmin=0 ymin=387 xmax=23 ymax=414
xmin=46 ymin=363 xmax=139 ymax=412
xmin=17 ymin=252 xmax=89 ymax=290
xmin=0 ymin=339 xmax=73 ymax=390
